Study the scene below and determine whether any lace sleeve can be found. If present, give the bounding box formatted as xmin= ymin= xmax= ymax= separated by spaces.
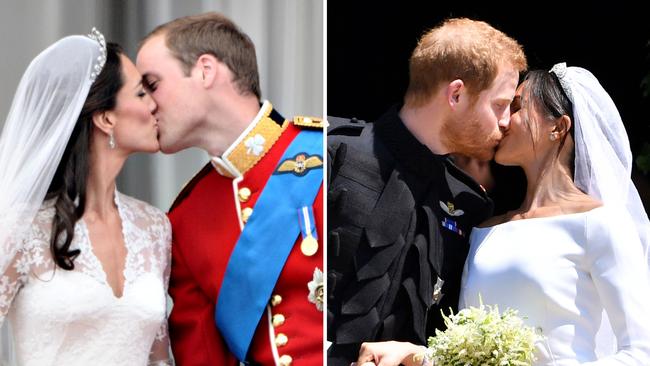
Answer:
xmin=1 ymin=204 xmax=57 ymax=328
xmin=0 ymin=242 xmax=31 ymax=328
xmin=148 ymin=214 xmax=173 ymax=366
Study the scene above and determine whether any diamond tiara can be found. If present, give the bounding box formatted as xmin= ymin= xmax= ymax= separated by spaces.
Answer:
xmin=87 ymin=27 xmax=107 ymax=82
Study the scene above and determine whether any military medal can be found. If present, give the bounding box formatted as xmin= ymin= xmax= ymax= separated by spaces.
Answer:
xmin=298 ymin=206 xmax=319 ymax=256
xmin=301 ymin=235 xmax=319 ymax=256
xmin=307 ymin=268 xmax=324 ymax=311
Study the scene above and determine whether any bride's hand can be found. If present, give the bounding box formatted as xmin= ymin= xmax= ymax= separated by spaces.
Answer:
xmin=351 ymin=341 xmax=427 ymax=366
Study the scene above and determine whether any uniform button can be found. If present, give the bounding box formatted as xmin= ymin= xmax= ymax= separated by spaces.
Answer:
xmin=278 ymin=354 xmax=293 ymax=366
xmin=241 ymin=207 xmax=253 ymax=223
xmin=275 ymin=333 xmax=288 ymax=347
xmin=238 ymin=187 xmax=251 ymax=202
xmin=272 ymin=313 xmax=285 ymax=327
xmin=271 ymin=294 xmax=282 ymax=306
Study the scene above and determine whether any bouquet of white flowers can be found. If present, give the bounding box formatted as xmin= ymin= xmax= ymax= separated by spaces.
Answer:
xmin=419 ymin=300 xmax=540 ymax=366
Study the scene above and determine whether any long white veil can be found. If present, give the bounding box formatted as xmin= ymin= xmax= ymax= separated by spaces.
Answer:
xmin=0 ymin=29 xmax=106 ymax=365
xmin=550 ymin=63 xmax=650 ymax=357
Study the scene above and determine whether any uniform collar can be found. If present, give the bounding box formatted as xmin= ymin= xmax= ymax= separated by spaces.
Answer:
xmin=211 ymin=100 xmax=287 ymax=178
xmin=374 ymin=104 xmax=447 ymax=178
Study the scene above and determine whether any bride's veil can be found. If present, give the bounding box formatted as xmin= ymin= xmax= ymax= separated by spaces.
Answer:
xmin=550 ymin=63 xmax=650 ymax=357
xmin=0 ymin=30 xmax=106 ymax=365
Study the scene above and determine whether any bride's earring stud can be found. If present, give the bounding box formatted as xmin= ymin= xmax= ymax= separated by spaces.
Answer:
xmin=549 ymin=132 xmax=558 ymax=141
xmin=109 ymin=132 xmax=116 ymax=149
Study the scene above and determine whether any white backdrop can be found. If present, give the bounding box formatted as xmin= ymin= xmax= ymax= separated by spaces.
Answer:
xmin=0 ymin=0 xmax=324 ymax=210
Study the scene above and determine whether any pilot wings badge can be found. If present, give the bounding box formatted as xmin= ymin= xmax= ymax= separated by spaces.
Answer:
xmin=274 ymin=153 xmax=323 ymax=176
xmin=439 ymin=201 xmax=464 ymax=217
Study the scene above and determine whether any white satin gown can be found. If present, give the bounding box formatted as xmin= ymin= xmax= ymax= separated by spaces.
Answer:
xmin=460 ymin=206 xmax=650 ymax=365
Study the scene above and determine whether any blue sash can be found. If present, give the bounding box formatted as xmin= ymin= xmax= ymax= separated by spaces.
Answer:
xmin=215 ymin=130 xmax=323 ymax=361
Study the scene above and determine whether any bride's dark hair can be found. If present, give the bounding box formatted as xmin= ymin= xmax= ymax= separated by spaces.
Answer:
xmin=521 ymin=70 xmax=576 ymax=173
xmin=44 ymin=42 xmax=124 ymax=270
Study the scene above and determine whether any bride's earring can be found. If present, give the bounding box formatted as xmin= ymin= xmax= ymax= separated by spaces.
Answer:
xmin=109 ymin=132 xmax=116 ymax=149
xmin=549 ymin=132 xmax=558 ymax=142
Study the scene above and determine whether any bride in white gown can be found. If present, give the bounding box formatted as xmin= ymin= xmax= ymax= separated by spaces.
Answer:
xmin=459 ymin=63 xmax=650 ymax=365
xmin=0 ymin=30 xmax=172 ymax=365
xmin=351 ymin=63 xmax=650 ymax=366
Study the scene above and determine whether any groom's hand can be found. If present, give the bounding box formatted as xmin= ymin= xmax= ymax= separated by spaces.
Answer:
xmin=351 ymin=341 xmax=427 ymax=366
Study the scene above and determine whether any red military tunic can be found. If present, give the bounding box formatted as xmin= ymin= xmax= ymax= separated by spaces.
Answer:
xmin=168 ymin=101 xmax=324 ymax=366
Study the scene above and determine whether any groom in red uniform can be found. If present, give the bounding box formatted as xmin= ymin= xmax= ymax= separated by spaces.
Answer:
xmin=137 ymin=12 xmax=324 ymax=366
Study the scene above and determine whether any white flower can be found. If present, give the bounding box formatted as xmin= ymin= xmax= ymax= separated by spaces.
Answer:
xmin=30 ymin=250 xmax=44 ymax=267
xmin=13 ymin=255 xmax=30 ymax=275
xmin=244 ymin=134 xmax=266 ymax=156
xmin=307 ymin=267 xmax=323 ymax=312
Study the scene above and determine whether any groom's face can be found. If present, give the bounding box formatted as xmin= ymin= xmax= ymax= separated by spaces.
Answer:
xmin=137 ymin=34 xmax=202 ymax=154
xmin=443 ymin=65 xmax=519 ymax=161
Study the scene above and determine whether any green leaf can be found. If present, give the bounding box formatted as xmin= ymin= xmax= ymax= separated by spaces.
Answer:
xmin=636 ymin=143 xmax=650 ymax=175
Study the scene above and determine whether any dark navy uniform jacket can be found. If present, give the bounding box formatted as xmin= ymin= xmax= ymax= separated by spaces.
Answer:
xmin=327 ymin=105 xmax=493 ymax=366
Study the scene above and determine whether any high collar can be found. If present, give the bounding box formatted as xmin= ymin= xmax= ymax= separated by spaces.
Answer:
xmin=211 ymin=100 xmax=287 ymax=178
xmin=374 ymin=105 xmax=447 ymax=178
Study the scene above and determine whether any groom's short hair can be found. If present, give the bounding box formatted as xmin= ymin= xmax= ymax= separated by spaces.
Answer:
xmin=405 ymin=18 xmax=527 ymax=107
xmin=141 ymin=12 xmax=261 ymax=99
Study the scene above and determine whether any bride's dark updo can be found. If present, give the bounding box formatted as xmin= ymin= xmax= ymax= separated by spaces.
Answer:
xmin=44 ymin=42 xmax=123 ymax=270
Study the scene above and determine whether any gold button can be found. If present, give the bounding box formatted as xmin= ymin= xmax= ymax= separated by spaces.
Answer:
xmin=275 ymin=333 xmax=288 ymax=347
xmin=272 ymin=313 xmax=285 ymax=327
xmin=278 ymin=354 xmax=293 ymax=366
xmin=271 ymin=294 xmax=282 ymax=306
xmin=238 ymin=187 xmax=251 ymax=202
xmin=241 ymin=207 xmax=253 ymax=223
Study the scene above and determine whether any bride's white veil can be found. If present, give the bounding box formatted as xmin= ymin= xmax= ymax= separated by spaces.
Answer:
xmin=550 ymin=63 xmax=650 ymax=357
xmin=0 ymin=29 xmax=106 ymax=365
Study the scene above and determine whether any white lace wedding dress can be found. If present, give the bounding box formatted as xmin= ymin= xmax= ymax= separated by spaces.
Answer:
xmin=0 ymin=191 xmax=172 ymax=366
xmin=460 ymin=206 xmax=650 ymax=365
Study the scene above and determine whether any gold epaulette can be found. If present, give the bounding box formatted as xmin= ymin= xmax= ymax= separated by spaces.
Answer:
xmin=292 ymin=116 xmax=326 ymax=129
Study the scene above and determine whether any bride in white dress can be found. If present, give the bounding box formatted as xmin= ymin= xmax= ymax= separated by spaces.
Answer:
xmin=459 ymin=64 xmax=650 ymax=365
xmin=0 ymin=30 xmax=172 ymax=365
xmin=351 ymin=64 xmax=650 ymax=366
